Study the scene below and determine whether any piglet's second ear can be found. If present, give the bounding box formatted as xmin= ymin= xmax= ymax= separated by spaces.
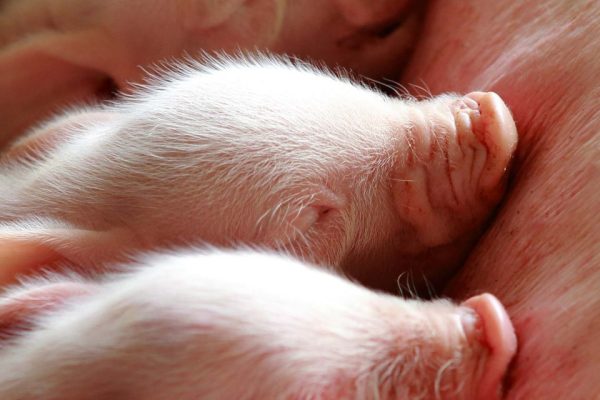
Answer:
xmin=0 ymin=240 xmax=64 ymax=287
xmin=0 ymin=220 xmax=125 ymax=287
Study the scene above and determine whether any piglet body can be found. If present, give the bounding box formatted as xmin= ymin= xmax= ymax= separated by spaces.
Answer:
xmin=0 ymin=56 xmax=517 ymax=292
xmin=0 ymin=250 xmax=516 ymax=400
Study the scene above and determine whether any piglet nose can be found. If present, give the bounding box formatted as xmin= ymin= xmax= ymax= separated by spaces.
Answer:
xmin=463 ymin=92 xmax=518 ymax=155
xmin=459 ymin=91 xmax=519 ymax=193
xmin=461 ymin=293 xmax=517 ymax=400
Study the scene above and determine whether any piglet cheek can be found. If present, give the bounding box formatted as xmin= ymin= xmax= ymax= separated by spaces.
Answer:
xmin=0 ymin=282 xmax=95 ymax=340
xmin=461 ymin=293 xmax=518 ymax=400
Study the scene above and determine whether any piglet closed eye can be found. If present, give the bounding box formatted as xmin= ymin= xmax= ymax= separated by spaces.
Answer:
xmin=0 ymin=250 xmax=516 ymax=400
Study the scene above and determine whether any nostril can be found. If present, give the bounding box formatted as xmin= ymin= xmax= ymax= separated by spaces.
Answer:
xmin=458 ymin=305 xmax=484 ymax=343
xmin=453 ymin=96 xmax=480 ymax=113
xmin=462 ymin=97 xmax=480 ymax=111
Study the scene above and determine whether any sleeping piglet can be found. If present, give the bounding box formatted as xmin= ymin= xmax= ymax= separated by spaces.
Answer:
xmin=0 ymin=250 xmax=516 ymax=399
xmin=0 ymin=55 xmax=518 ymax=293
xmin=0 ymin=55 xmax=518 ymax=398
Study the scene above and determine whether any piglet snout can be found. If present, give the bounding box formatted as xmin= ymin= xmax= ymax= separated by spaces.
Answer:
xmin=461 ymin=293 xmax=517 ymax=400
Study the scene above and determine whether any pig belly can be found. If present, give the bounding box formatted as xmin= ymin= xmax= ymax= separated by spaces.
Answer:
xmin=401 ymin=1 xmax=600 ymax=399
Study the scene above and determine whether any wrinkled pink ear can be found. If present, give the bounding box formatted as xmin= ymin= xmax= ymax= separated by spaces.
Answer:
xmin=462 ymin=293 xmax=517 ymax=400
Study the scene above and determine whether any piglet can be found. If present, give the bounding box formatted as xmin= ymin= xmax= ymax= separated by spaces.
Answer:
xmin=0 ymin=55 xmax=518 ymax=293
xmin=0 ymin=249 xmax=516 ymax=400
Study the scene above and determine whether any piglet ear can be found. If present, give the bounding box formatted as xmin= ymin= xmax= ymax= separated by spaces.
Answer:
xmin=0 ymin=219 xmax=122 ymax=286
xmin=462 ymin=293 xmax=517 ymax=400
xmin=265 ymin=186 xmax=346 ymax=248
xmin=0 ymin=239 xmax=63 ymax=287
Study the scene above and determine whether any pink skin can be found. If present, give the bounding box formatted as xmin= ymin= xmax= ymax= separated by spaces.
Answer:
xmin=0 ymin=251 xmax=516 ymax=400
xmin=0 ymin=0 xmax=421 ymax=149
xmin=0 ymin=61 xmax=516 ymax=297
xmin=401 ymin=0 xmax=600 ymax=398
